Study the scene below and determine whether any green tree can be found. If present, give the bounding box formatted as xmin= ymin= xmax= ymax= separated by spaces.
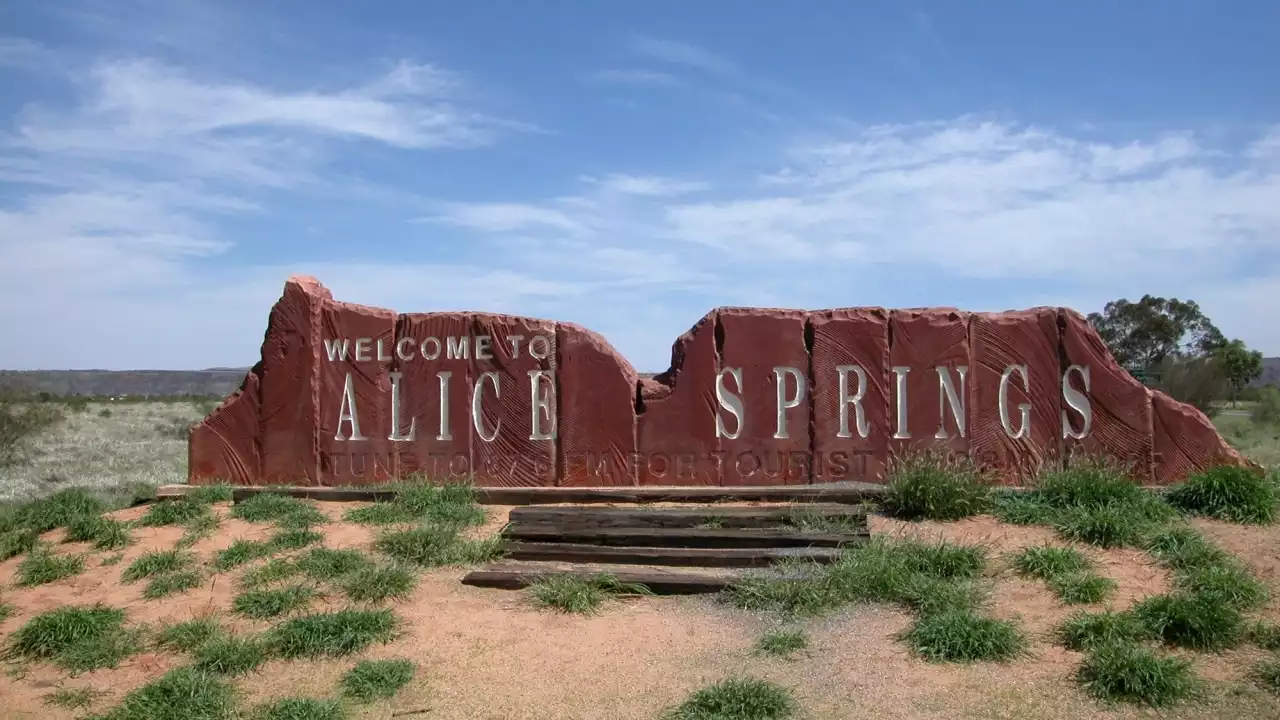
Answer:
xmin=1214 ymin=338 xmax=1263 ymax=406
xmin=1087 ymin=295 xmax=1226 ymax=374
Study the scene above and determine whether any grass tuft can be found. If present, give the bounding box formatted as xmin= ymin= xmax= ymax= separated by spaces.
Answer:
xmin=1049 ymin=573 xmax=1116 ymax=605
xmin=7 ymin=603 xmax=139 ymax=672
xmin=137 ymin=499 xmax=211 ymax=528
xmin=16 ymin=547 xmax=86 ymax=586
xmin=1057 ymin=610 xmax=1155 ymax=652
xmin=93 ymin=666 xmax=234 ymax=720
xmin=43 ymin=686 xmax=108 ymax=710
xmin=253 ymin=697 xmax=345 ymax=720
xmin=11 ymin=488 xmax=104 ymax=533
xmin=901 ymin=610 xmax=1025 ymax=663
xmin=1053 ymin=503 xmax=1155 ymax=549
xmin=156 ymin=618 xmax=222 ymax=652
xmin=1131 ymin=593 xmax=1245 ymax=651
xmin=143 ymin=570 xmax=204 ymax=599
xmin=374 ymin=525 xmax=504 ymax=567
xmin=193 ymin=635 xmax=268 ymax=676
xmin=882 ymin=452 xmax=990 ymax=521
xmin=64 ymin=515 xmax=133 ymax=550
xmin=1249 ymin=622 xmax=1280 ymax=651
xmin=1 ymin=528 xmax=38 ymax=560
xmin=756 ymin=629 xmax=808 ymax=658
xmin=662 ymin=677 xmax=798 ymax=720
xmin=1253 ymin=658 xmax=1280 ymax=695
xmin=528 ymin=573 xmax=655 ymax=614
xmin=1174 ymin=562 xmax=1267 ymax=611
xmin=266 ymin=609 xmax=398 ymax=659
xmin=268 ymin=527 xmax=324 ymax=551
xmin=1012 ymin=545 xmax=1091 ymax=580
xmin=239 ymin=558 xmax=300 ymax=589
xmin=185 ymin=485 xmax=234 ymax=504
xmin=1143 ymin=526 xmax=1230 ymax=570
xmin=1076 ymin=641 xmax=1197 ymax=707
xmin=341 ymin=564 xmax=417 ymax=604
xmin=212 ymin=539 xmax=274 ymax=572
xmin=232 ymin=585 xmax=315 ymax=620
xmin=1165 ymin=465 xmax=1277 ymax=524
xmin=122 ymin=549 xmax=195 ymax=583
xmin=231 ymin=494 xmax=326 ymax=528
xmin=341 ymin=658 xmax=416 ymax=702
xmin=294 ymin=547 xmax=374 ymax=580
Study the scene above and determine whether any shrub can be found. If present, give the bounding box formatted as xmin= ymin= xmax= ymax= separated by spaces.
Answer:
xmin=1076 ymin=641 xmax=1197 ymax=707
xmin=1165 ymin=465 xmax=1277 ymax=524
xmin=662 ymin=677 xmax=798 ymax=720
xmin=0 ymin=394 xmax=64 ymax=469
xmin=882 ymin=452 xmax=990 ymax=521
xmin=1253 ymin=387 xmax=1280 ymax=426
xmin=528 ymin=573 xmax=654 ymax=614
xmin=1155 ymin=355 xmax=1228 ymax=419
xmin=1056 ymin=610 xmax=1155 ymax=652
xmin=341 ymin=658 xmax=416 ymax=702
xmin=901 ymin=610 xmax=1025 ymax=663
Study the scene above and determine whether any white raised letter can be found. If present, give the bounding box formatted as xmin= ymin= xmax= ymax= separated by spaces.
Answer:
xmin=323 ymin=339 xmax=350 ymax=362
xmin=437 ymin=371 xmax=453 ymax=441
xmin=376 ymin=339 xmax=392 ymax=362
xmin=475 ymin=335 xmax=494 ymax=360
xmin=387 ymin=371 xmax=416 ymax=441
xmin=935 ymin=366 xmax=968 ymax=439
xmin=892 ymin=366 xmax=911 ymax=439
xmin=334 ymin=372 xmax=366 ymax=441
xmin=355 ymin=338 xmax=372 ymax=362
xmin=507 ymin=335 xmax=525 ymax=357
xmin=998 ymin=364 xmax=1031 ymax=440
xmin=774 ymin=366 xmax=806 ymax=440
xmin=715 ymin=368 xmax=744 ymax=440
xmin=472 ymin=371 xmax=500 ymax=442
xmin=1061 ymin=364 xmax=1092 ymax=440
xmin=395 ymin=337 xmax=415 ymax=362
xmin=528 ymin=370 xmax=556 ymax=440
xmin=446 ymin=336 xmax=470 ymax=360
xmin=529 ymin=335 xmax=552 ymax=360
xmin=836 ymin=365 xmax=869 ymax=439
xmin=420 ymin=337 xmax=442 ymax=361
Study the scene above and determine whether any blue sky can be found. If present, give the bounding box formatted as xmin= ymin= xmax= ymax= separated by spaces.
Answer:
xmin=1 ymin=0 xmax=1277 ymax=371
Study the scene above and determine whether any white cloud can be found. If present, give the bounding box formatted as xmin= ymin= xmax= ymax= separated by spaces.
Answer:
xmin=628 ymin=35 xmax=735 ymax=76
xmin=581 ymin=174 xmax=708 ymax=197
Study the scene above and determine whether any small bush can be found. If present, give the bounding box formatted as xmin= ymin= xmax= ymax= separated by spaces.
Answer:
xmin=16 ymin=547 xmax=86 ymax=586
xmin=0 ymin=398 xmax=65 ymax=469
xmin=901 ymin=610 xmax=1025 ymax=663
xmin=122 ymin=550 xmax=195 ymax=583
xmin=1076 ymin=641 xmax=1197 ymax=707
xmin=1131 ymin=594 xmax=1245 ymax=651
xmin=1253 ymin=387 xmax=1280 ymax=425
xmin=233 ymin=585 xmax=315 ymax=620
xmin=64 ymin=515 xmax=133 ymax=550
xmin=253 ymin=697 xmax=345 ymax=720
xmin=266 ymin=609 xmax=398 ymax=659
xmin=7 ymin=603 xmax=139 ymax=672
xmin=144 ymin=571 xmax=203 ymax=600
xmin=1012 ymin=545 xmax=1091 ymax=580
xmin=341 ymin=658 xmax=416 ymax=702
xmin=374 ymin=525 xmax=504 ymax=567
xmin=882 ymin=452 xmax=990 ymax=521
xmin=662 ymin=677 xmax=798 ymax=720
xmin=1049 ymin=573 xmax=1116 ymax=605
xmin=95 ymin=666 xmax=234 ymax=720
xmin=193 ymin=635 xmax=268 ymax=676
xmin=1166 ymin=465 xmax=1277 ymax=524
xmin=756 ymin=629 xmax=808 ymax=658
xmin=1057 ymin=610 xmax=1154 ymax=651
xmin=528 ymin=573 xmax=654 ymax=614
xmin=341 ymin=564 xmax=417 ymax=604
xmin=156 ymin=618 xmax=222 ymax=652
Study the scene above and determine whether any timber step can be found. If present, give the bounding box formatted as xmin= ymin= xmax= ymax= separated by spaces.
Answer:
xmin=461 ymin=561 xmax=754 ymax=595
xmin=503 ymin=541 xmax=843 ymax=568
xmin=507 ymin=504 xmax=868 ymax=530
xmin=502 ymin=524 xmax=869 ymax=549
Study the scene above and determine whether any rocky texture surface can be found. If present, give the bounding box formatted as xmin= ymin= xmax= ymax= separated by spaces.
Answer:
xmin=189 ymin=276 xmax=1254 ymax=487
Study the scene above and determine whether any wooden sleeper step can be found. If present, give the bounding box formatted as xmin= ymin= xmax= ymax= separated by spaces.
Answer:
xmin=506 ymin=504 xmax=868 ymax=530
xmin=503 ymin=541 xmax=843 ymax=568
xmin=501 ymin=524 xmax=869 ymax=549
xmin=460 ymin=562 xmax=743 ymax=595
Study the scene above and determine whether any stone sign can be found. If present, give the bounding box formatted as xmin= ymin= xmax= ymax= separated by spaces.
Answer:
xmin=188 ymin=276 xmax=1253 ymax=487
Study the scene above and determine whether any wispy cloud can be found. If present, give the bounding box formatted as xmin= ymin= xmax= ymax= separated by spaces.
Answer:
xmin=581 ymin=174 xmax=708 ymax=197
xmin=628 ymin=34 xmax=736 ymax=76
xmin=585 ymin=68 xmax=684 ymax=88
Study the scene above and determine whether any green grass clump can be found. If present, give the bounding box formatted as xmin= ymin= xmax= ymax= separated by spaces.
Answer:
xmin=7 ymin=604 xmax=139 ymax=673
xmin=901 ymin=610 xmax=1025 ymax=663
xmin=232 ymin=585 xmax=315 ymax=620
xmin=268 ymin=527 xmax=324 ymax=551
xmin=1165 ymin=465 xmax=1277 ymax=524
xmin=212 ymin=540 xmax=274 ymax=572
xmin=156 ymin=618 xmax=223 ymax=652
xmin=11 ymin=488 xmax=104 ymax=533
xmin=1076 ymin=642 xmax=1197 ymax=707
xmin=1143 ymin=526 xmax=1230 ymax=570
xmin=1053 ymin=503 xmax=1155 ymax=549
xmin=64 ymin=515 xmax=133 ymax=550
xmin=43 ymin=686 xmax=107 ymax=710
xmin=295 ymin=547 xmax=374 ymax=580
xmin=1004 ymin=461 xmax=1176 ymax=543
xmin=137 ymin=499 xmax=211 ymax=528
xmin=92 ymin=666 xmax=233 ymax=720
xmin=882 ymin=452 xmax=990 ymax=521
xmin=266 ymin=609 xmax=398 ymax=659
xmin=373 ymin=525 xmax=504 ymax=567
xmin=1131 ymin=594 xmax=1245 ymax=651
xmin=528 ymin=573 xmax=655 ymax=614
xmin=231 ymin=494 xmax=326 ymax=528
xmin=1249 ymin=622 xmax=1280 ymax=651
xmin=1174 ymin=562 xmax=1267 ymax=610
xmin=1049 ymin=573 xmax=1116 ymax=605
xmin=343 ymin=503 xmax=415 ymax=526
xmin=0 ymin=601 xmax=13 ymax=622
xmin=177 ymin=513 xmax=222 ymax=549
xmin=1057 ymin=610 xmax=1155 ymax=651
xmin=341 ymin=658 xmax=416 ymax=702
xmin=193 ymin=635 xmax=268 ymax=676
xmin=1036 ymin=461 xmax=1162 ymax=511
xmin=393 ymin=482 xmax=486 ymax=526
xmin=239 ymin=558 xmax=301 ymax=589
xmin=662 ymin=677 xmax=798 ymax=720
xmin=341 ymin=564 xmax=417 ymax=604
xmin=756 ymin=629 xmax=808 ymax=658
xmin=122 ymin=549 xmax=195 ymax=583
xmin=16 ymin=547 xmax=86 ymax=586
xmin=252 ymin=697 xmax=345 ymax=720
xmin=991 ymin=492 xmax=1062 ymax=526
xmin=1253 ymin=658 xmax=1280 ymax=695
xmin=1012 ymin=545 xmax=1091 ymax=580
xmin=1 ymin=528 xmax=38 ymax=560
xmin=144 ymin=571 xmax=203 ymax=599
xmin=185 ymin=485 xmax=234 ymax=504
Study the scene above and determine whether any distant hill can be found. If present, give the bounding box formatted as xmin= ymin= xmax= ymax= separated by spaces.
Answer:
xmin=0 ymin=368 xmax=252 ymax=398
xmin=1253 ymin=357 xmax=1280 ymax=388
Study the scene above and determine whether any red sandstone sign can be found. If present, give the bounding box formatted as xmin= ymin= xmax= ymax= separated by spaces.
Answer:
xmin=189 ymin=276 xmax=1252 ymax=488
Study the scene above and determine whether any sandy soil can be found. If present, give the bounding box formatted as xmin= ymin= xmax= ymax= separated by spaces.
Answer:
xmin=2 ymin=505 xmax=1279 ymax=720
